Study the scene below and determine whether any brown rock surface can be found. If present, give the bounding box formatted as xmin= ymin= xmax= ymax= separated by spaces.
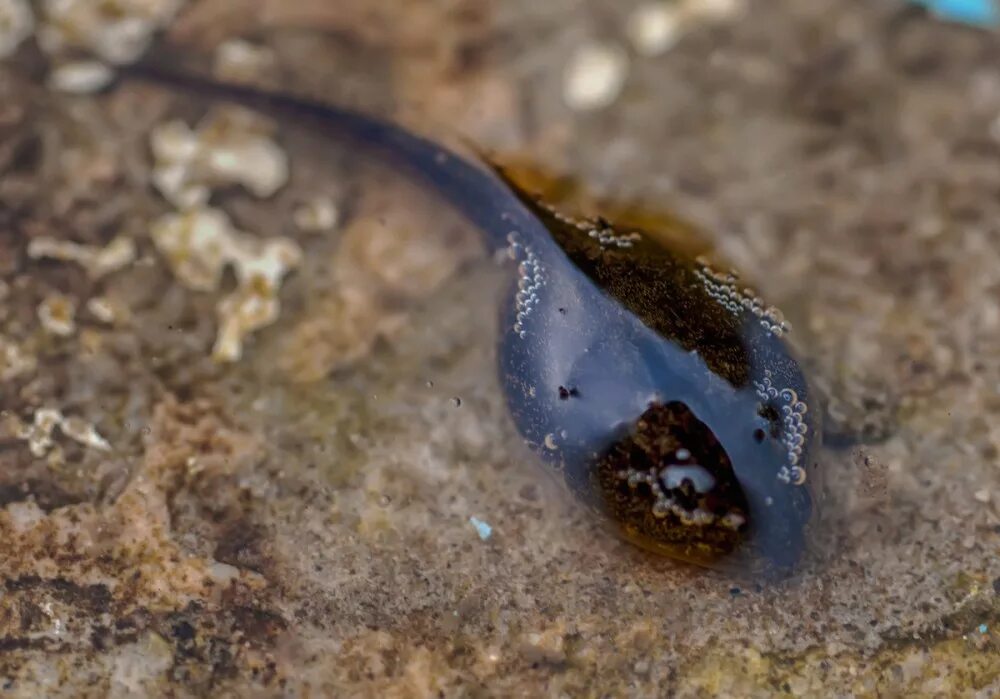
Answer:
xmin=0 ymin=0 xmax=997 ymax=696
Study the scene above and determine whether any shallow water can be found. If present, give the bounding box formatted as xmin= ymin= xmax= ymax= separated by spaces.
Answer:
xmin=0 ymin=0 xmax=998 ymax=696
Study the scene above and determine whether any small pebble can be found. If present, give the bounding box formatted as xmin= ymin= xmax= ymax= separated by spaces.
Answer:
xmin=36 ymin=0 xmax=183 ymax=65
xmin=690 ymin=0 xmax=744 ymax=19
xmin=17 ymin=408 xmax=110 ymax=456
xmin=973 ymin=489 xmax=991 ymax=503
xmin=0 ymin=336 xmax=35 ymax=381
xmin=213 ymin=38 xmax=277 ymax=83
xmin=469 ymin=516 xmax=493 ymax=541
xmin=28 ymin=235 xmax=136 ymax=279
xmin=626 ymin=3 xmax=684 ymax=56
xmin=61 ymin=416 xmax=112 ymax=451
xmin=563 ymin=41 xmax=629 ymax=111
xmin=151 ymin=207 xmax=302 ymax=363
xmin=0 ymin=0 xmax=33 ymax=60
xmin=37 ymin=293 xmax=77 ymax=337
xmin=150 ymin=108 xmax=289 ymax=209
xmin=86 ymin=297 xmax=116 ymax=324
xmin=293 ymin=196 xmax=340 ymax=232
xmin=48 ymin=60 xmax=115 ymax=94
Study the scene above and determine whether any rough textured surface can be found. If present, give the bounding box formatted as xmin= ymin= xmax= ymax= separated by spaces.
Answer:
xmin=1 ymin=0 xmax=999 ymax=696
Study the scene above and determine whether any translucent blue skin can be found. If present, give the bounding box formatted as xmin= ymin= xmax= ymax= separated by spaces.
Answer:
xmin=127 ymin=68 xmax=819 ymax=574
xmin=494 ymin=212 xmax=818 ymax=573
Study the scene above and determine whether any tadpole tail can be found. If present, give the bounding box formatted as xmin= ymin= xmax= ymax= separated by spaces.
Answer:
xmin=117 ymin=61 xmax=527 ymax=250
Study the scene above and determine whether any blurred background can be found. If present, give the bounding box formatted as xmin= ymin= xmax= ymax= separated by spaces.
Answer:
xmin=0 ymin=1 xmax=998 ymax=696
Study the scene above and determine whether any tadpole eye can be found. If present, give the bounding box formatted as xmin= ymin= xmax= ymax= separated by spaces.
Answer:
xmin=752 ymin=428 xmax=766 ymax=443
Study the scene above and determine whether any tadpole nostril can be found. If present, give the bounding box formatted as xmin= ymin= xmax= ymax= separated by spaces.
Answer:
xmin=557 ymin=385 xmax=580 ymax=400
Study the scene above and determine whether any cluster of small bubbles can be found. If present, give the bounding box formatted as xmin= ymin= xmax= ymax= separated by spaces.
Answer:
xmin=542 ymin=203 xmax=641 ymax=250
xmin=694 ymin=260 xmax=790 ymax=336
xmin=507 ymin=232 xmax=545 ymax=339
xmin=754 ymin=371 xmax=808 ymax=485
xmin=613 ymin=450 xmax=742 ymax=529
xmin=541 ymin=202 xmax=590 ymax=230
xmin=586 ymin=221 xmax=641 ymax=249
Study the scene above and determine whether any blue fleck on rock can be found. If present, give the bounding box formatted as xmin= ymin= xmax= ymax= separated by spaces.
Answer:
xmin=469 ymin=517 xmax=493 ymax=541
xmin=912 ymin=0 xmax=1000 ymax=26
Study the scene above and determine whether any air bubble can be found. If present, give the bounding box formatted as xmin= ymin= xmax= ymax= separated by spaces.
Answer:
xmin=695 ymin=261 xmax=789 ymax=336
xmin=754 ymin=374 xmax=810 ymax=480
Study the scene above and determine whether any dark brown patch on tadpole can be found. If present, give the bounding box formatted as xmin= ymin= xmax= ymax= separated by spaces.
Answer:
xmin=489 ymin=168 xmax=753 ymax=387
xmin=592 ymin=402 xmax=750 ymax=565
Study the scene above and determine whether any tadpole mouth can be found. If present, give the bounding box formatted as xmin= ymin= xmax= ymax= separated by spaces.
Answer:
xmin=592 ymin=401 xmax=753 ymax=568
